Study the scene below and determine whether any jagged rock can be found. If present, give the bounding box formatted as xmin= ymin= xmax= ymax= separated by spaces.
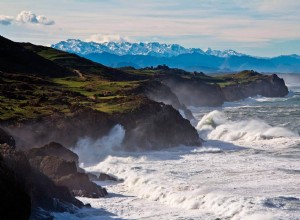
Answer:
xmin=0 ymin=143 xmax=83 ymax=219
xmin=27 ymin=142 xmax=79 ymax=163
xmin=115 ymin=98 xmax=202 ymax=150
xmin=140 ymin=80 xmax=195 ymax=120
xmin=39 ymin=156 xmax=77 ymax=179
xmin=87 ymin=172 xmax=98 ymax=181
xmin=57 ymin=173 xmax=108 ymax=198
xmin=98 ymin=173 xmax=118 ymax=181
xmin=26 ymin=143 xmax=108 ymax=198
xmin=0 ymin=129 xmax=83 ymax=219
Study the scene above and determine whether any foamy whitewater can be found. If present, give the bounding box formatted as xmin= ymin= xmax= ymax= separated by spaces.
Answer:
xmin=53 ymin=74 xmax=300 ymax=220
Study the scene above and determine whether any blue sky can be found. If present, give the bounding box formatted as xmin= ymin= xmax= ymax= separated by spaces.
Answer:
xmin=1 ymin=0 xmax=300 ymax=56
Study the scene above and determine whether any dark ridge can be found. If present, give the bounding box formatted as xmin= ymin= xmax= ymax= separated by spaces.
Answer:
xmin=22 ymin=43 xmax=146 ymax=81
xmin=0 ymin=35 xmax=75 ymax=78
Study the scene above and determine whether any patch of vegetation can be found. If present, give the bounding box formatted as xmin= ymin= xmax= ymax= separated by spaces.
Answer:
xmin=0 ymin=71 xmax=145 ymax=122
xmin=213 ymin=70 xmax=268 ymax=87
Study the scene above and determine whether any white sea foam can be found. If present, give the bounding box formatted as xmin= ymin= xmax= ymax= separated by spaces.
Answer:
xmin=81 ymin=136 xmax=300 ymax=220
xmin=73 ymin=124 xmax=125 ymax=166
xmin=196 ymin=110 xmax=298 ymax=142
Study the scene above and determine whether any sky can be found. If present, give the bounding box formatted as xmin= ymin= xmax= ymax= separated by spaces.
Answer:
xmin=1 ymin=0 xmax=300 ymax=57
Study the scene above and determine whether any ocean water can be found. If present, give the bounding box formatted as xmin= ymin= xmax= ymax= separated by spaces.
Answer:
xmin=53 ymin=74 xmax=300 ymax=220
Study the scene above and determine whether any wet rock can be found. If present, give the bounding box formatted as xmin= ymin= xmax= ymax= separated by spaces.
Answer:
xmin=0 ymin=142 xmax=83 ymax=219
xmin=115 ymin=98 xmax=202 ymax=150
xmin=27 ymin=142 xmax=79 ymax=163
xmin=26 ymin=143 xmax=108 ymax=198
xmin=98 ymin=173 xmax=118 ymax=181
xmin=57 ymin=173 xmax=108 ymax=198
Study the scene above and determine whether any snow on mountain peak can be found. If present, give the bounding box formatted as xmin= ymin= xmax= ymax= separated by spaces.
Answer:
xmin=205 ymin=48 xmax=244 ymax=57
xmin=52 ymin=39 xmax=244 ymax=58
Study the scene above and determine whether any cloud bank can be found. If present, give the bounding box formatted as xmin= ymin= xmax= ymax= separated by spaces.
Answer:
xmin=0 ymin=11 xmax=54 ymax=26
xmin=86 ymin=34 xmax=130 ymax=43
xmin=0 ymin=15 xmax=14 ymax=25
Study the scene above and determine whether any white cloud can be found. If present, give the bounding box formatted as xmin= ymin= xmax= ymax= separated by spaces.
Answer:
xmin=36 ymin=15 xmax=55 ymax=25
xmin=86 ymin=34 xmax=130 ymax=43
xmin=16 ymin=11 xmax=55 ymax=25
xmin=0 ymin=15 xmax=14 ymax=25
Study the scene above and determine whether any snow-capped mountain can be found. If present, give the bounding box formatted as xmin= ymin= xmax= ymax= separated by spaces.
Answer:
xmin=51 ymin=39 xmax=300 ymax=73
xmin=52 ymin=39 xmax=243 ymax=58
xmin=205 ymin=48 xmax=244 ymax=57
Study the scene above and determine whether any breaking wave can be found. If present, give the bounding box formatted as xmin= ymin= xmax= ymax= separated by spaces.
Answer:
xmin=196 ymin=110 xmax=298 ymax=142
xmin=73 ymin=124 xmax=125 ymax=166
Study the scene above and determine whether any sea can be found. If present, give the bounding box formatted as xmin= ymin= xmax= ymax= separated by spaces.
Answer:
xmin=53 ymin=74 xmax=300 ymax=220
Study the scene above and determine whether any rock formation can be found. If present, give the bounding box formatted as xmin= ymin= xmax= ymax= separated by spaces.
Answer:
xmin=221 ymin=73 xmax=289 ymax=101
xmin=0 ymin=128 xmax=84 ymax=219
xmin=26 ymin=142 xmax=108 ymax=198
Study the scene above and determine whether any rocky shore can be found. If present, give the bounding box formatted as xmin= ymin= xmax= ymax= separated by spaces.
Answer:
xmin=0 ymin=35 xmax=290 ymax=219
xmin=0 ymin=128 xmax=110 ymax=219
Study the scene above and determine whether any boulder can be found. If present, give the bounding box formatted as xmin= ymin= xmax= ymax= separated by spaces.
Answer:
xmin=27 ymin=142 xmax=79 ymax=164
xmin=57 ymin=173 xmax=108 ymax=198
xmin=98 ymin=173 xmax=118 ymax=181
xmin=39 ymin=156 xmax=77 ymax=179
xmin=0 ymin=143 xmax=83 ymax=219
xmin=26 ymin=143 xmax=108 ymax=198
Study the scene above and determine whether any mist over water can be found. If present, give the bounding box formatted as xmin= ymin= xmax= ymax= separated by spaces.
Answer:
xmin=69 ymin=74 xmax=300 ymax=220
xmin=73 ymin=124 xmax=125 ymax=166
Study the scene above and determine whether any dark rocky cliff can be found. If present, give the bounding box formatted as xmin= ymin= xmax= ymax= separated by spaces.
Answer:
xmin=136 ymin=80 xmax=195 ymax=120
xmin=113 ymin=98 xmax=201 ymax=150
xmin=148 ymin=70 xmax=289 ymax=107
xmin=8 ymin=96 xmax=201 ymax=151
xmin=221 ymin=73 xmax=289 ymax=101
xmin=161 ymin=75 xmax=225 ymax=107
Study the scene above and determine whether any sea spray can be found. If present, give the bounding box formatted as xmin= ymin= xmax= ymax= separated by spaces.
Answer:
xmin=196 ymin=110 xmax=298 ymax=141
xmin=73 ymin=124 xmax=125 ymax=165
xmin=85 ymin=150 xmax=285 ymax=220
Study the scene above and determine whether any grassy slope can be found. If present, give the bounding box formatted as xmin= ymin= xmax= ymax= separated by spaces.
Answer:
xmin=0 ymin=72 xmax=147 ymax=122
xmin=0 ymin=43 xmax=148 ymax=122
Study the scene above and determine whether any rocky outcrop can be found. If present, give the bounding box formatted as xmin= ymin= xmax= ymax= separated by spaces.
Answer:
xmin=221 ymin=73 xmax=289 ymax=101
xmin=155 ymin=70 xmax=288 ymax=107
xmin=8 ymin=108 xmax=115 ymax=148
xmin=0 ymin=129 xmax=84 ymax=219
xmin=26 ymin=143 xmax=108 ymax=198
xmin=7 ymin=96 xmax=201 ymax=151
xmin=114 ymin=98 xmax=201 ymax=150
xmin=162 ymin=75 xmax=225 ymax=107
xmin=26 ymin=142 xmax=79 ymax=164
xmin=140 ymin=80 xmax=195 ymax=120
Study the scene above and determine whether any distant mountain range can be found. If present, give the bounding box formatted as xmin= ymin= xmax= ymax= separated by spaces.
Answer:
xmin=52 ymin=39 xmax=300 ymax=73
